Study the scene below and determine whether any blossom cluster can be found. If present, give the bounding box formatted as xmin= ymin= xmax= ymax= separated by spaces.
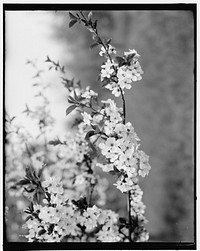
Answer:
xmin=24 ymin=177 xmax=121 ymax=242
xmin=100 ymin=48 xmax=143 ymax=97
xmin=80 ymin=97 xmax=151 ymax=193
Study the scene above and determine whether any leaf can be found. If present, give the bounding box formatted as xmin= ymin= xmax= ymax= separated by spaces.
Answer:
xmin=72 ymin=197 xmax=88 ymax=212
xmin=16 ymin=179 xmax=30 ymax=186
xmin=116 ymin=56 xmax=125 ymax=67
xmin=68 ymin=96 xmax=76 ymax=104
xmin=69 ymin=19 xmax=78 ymax=28
xmin=61 ymin=66 xmax=65 ymax=73
xmin=85 ymin=130 xmax=95 ymax=141
xmin=66 ymin=105 xmax=77 ymax=116
xmin=126 ymin=53 xmax=135 ymax=65
xmin=90 ymin=42 xmax=99 ymax=49
xmin=45 ymin=55 xmax=51 ymax=62
xmin=29 ymin=202 xmax=34 ymax=212
xmin=48 ymin=139 xmax=62 ymax=146
xmin=108 ymin=170 xmax=117 ymax=175
xmin=25 ymin=215 xmax=33 ymax=222
xmin=102 ymin=80 xmax=110 ymax=88
xmin=10 ymin=116 xmax=16 ymax=122
xmin=91 ymin=124 xmax=100 ymax=133
xmin=93 ymin=20 xmax=98 ymax=30
xmin=76 ymin=80 xmax=81 ymax=88
xmin=69 ymin=12 xmax=77 ymax=20
xmin=106 ymin=38 xmax=112 ymax=45
xmin=38 ymin=229 xmax=46 ymax=236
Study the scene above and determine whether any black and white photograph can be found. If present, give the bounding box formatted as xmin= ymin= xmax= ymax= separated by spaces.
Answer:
xmin=2 ymin=3 xmax=197 ymax=250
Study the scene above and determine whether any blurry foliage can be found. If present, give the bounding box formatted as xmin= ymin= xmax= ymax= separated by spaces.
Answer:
xmin=50 ymin=10 xmax=194 ymax=241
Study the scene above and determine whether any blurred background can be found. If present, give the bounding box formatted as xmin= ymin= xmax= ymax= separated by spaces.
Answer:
xmin=5 ymin=10 xmax=194 ymax=242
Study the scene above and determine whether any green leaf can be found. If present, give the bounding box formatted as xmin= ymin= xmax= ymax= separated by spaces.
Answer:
xmin=69 ymin=19 xmax=78 ymax=28
xmin=69 ymin=12 xmax=77 ymax=20
xmin=66 ymin=105 xmax=77 ymax=116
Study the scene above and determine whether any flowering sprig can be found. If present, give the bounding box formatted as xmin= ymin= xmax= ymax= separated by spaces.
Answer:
xmin=68 ymin=11 xmax=150 ymax=242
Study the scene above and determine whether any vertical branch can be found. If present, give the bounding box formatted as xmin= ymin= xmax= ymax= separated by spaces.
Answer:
xmin=120 ymin=89 xmax=132 ymax=242
xmin=78 ymin=11 xmax=132 ymax=242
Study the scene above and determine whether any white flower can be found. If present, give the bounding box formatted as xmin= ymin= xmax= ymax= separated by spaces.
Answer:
xmin=99 ymin=45 xmax=116 ymax=57
xmin=138 ymin=150 xmax=151 ymax=177
xmin=124 ymin=49 xmax=140 ymax=57
xmin=100 ymin=60 xmax=115 ymax=81
xmin=81 ymin=112 xmax=92 ymax=125
xmin=105 ymin=82 xmax=121 ymax=97
xmin=99 ymin=137 xmax=119 ymax=159
xmin=82 ymin=86 xmax=98 ymax=99
xmin=96 ymin=163 xmax=114 ymax=172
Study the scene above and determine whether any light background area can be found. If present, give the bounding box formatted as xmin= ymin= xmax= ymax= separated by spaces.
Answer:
xmin=5 ymin=11 xmax=72 ymax=138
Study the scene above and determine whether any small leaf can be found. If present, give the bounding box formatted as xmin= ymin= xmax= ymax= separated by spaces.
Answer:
xmin=102 ymin=80 xmax=110 ymax=87
xmin=25 ymin=215 xmax=33 ymax=222
xmin=16 ymin=179 xmax=30 ymax=186
xmin=66 ymin=105 xmax=77 ymax=116
xmin=45 ymin=55 xmax=51 ymax=62
xmin=85 ymin=130 xmax=95 ymax=141
xmin=61 ymin=66 xmax=65 ymax=73
xmin=90 ymin=42 xmax=99 ymax=49
xmin=69 ymin=12 xmax=77 ymax=20
xmin=69 ymin=19 xmax=78 ymax=28
xmin=48 ymin=139 xmax=62 ymax=146
xmin=91 ymin=124 xmax=100 ymax=133
xmin=10 ymin=116 xmax=16 ymax=122
xmin=38 ymin=229 xmax=46 ymax=236
xmin=108 ymin=170 xmax=117 ymax=175
xmin=106 ymin=38 xmax=112 ymax=45
xmin=74 ymin=90 xmax=79 ymax=101
xmin=68 ymin=96 xmax=76 ymax=104
xmin=126 ymin=53 xmax=135 ymax=65
xmin=93 ymin=20 xmax=98 ymax=30
xmin=116 ymin=56 xmax=125 ymax=67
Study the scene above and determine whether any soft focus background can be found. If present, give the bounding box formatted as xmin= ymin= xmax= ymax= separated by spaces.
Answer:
xmin=5 ymin=10 xmax=194 ymax=242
